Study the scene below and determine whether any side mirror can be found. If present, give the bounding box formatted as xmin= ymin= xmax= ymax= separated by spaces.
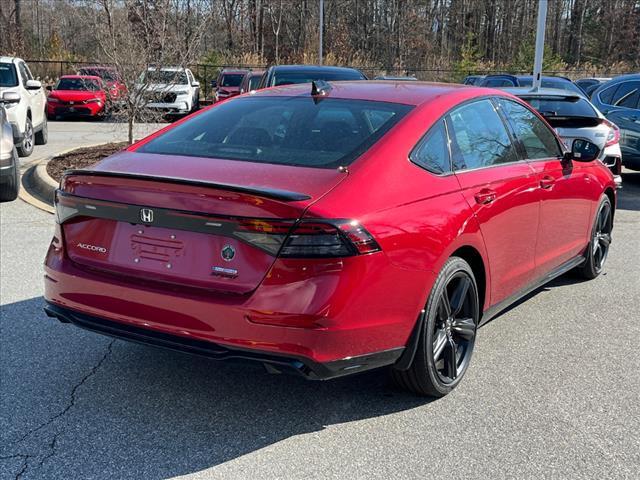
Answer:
xmin=210 ymin=80 xmax=217 ymax=88
xmin=46 ymin=85 xmax=53 ymax=91
xmin=25 ymin=79 xmax=42 ymax=90
xmin=571 ymin=139 xmax=600 ymax=162
xmin=192 ymin=81 xmax=200 ymax=88
xmin=0 ymin=91 xmax=20 ymax=103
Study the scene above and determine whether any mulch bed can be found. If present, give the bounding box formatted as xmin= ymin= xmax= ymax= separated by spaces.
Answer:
xmin=47 ymin=142 xmax=129 ymax=182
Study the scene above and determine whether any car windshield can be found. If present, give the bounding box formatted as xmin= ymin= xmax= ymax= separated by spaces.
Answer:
xmin=520 ymin=96 xmax=597 ymax=118
xmin=0 ymin=63 xmax=18 ymax=87
xmin=220 ymin=74 xmax=244 ymax=87
xmin=271 ymin=70 xmax=365 ymax=87
xmin=56 ymin=78 xmax=102 ymax=91
xmin=138 ymin=96 xmax=412 ymax=169
xmin=79 ymin=68 xmax=118 ymax=82
xmin=144 ymin=70 xmax=188 ymax=85
xmin=248 ymin=75 xmax=262 ymax=91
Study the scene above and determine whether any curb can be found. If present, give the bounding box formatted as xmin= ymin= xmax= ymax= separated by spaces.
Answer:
xmin=18 ymin=142 xmax=110 ymax=214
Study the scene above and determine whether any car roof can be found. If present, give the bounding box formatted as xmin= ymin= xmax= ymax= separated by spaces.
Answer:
xmin=78 ymin=66 xmax=116 ymax=70
xmin=0 ymin=56 xmax=21 ymax=64
xmin=220 ymin=69 xmax=249 ymax=75
xmin=146 ymin=67 xmax=187 ymax=72
xmin=268 ymin=65 xmax=363 ymax=73
xmin=250 ymin=80 xmax=487 ymax=106
xmin=60 ymin=75 xmax=102 ymax=81
xmin=501 ymin=87 xmax=584 ymax=99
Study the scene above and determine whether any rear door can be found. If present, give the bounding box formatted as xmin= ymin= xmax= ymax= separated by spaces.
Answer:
xmin=448 ymin=99 xmax=540 ymax=305
xmin=603 ymin=81 xmax=640 ymax=167
xmin=496 ymin=98 xmax=593 ymax=276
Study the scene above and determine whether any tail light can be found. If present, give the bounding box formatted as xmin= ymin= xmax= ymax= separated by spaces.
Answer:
xmin=603 ymin=119 xmax=620 ymax=147
xmin=279 ymin=220 xmax=381 ymax=258
xmin=235 ymin=218 xmax=381 ymax=258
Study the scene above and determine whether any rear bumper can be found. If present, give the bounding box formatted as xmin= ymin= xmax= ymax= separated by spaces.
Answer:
xmin=44 ymin=302 xmax=404 ymax=379
xmin=44 ymin=236 xmax=432 ymax=370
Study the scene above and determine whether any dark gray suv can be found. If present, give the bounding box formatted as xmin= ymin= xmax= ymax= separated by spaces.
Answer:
xmin=591 ymin=74 xmax=640 ymax=171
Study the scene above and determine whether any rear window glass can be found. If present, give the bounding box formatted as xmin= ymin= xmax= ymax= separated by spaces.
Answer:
xmin=0 ymin=63 xmax=18 ymax=87
xmin=519 ymin=96 xmax=597 ymax=117
xmin=56 ymin=78 xmax=102 ymax=91
xmin=138 ymin=97 xmax=412 ymax=169
xmin=271 ymin=70 xmax=365 ymax=87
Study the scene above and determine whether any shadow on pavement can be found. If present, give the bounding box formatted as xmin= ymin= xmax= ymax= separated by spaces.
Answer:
xmin=0 ymin=296 xmax=428 ymax=478
xmin=618 ymin=170 xmax=640 ymax=211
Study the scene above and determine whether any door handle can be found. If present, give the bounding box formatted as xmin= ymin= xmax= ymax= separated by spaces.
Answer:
xmin=474 ymin=188 xmax=497 ymax=205
xmin=540 ymin=176 xmax=555 ymax=189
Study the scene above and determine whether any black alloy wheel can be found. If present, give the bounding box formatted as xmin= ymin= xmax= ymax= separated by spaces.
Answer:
xmin=578 ymin=195 xmax=613 ymax=279
xmin=393 ymin=256 xmax=479 ymax=397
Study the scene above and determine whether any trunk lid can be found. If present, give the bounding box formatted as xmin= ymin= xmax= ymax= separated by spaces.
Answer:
xmin=59 ymin=151 xmax=346 ymax=294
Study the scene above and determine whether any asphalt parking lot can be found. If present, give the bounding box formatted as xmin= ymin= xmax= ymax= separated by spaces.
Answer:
xmin=1 ymin=170 xmax=639 ymax=479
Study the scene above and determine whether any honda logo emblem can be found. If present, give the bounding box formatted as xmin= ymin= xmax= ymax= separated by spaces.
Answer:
xmin=140 ymin=208 xmax=154 ymax=223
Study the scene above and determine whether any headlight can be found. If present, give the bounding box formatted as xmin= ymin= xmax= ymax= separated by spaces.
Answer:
xmin=85 ymin=98 xmax=102 ymax=104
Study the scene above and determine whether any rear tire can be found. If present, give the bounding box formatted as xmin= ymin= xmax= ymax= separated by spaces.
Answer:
xmin=0 ymin=148 xmax=19 ymax=202
xmin=577 ymin=195 xmax=612 ymax=279
xmin=35 ymin=116 xmax=48 ymax=145
xmin=392 ymin=256 xmax=479 ymax=397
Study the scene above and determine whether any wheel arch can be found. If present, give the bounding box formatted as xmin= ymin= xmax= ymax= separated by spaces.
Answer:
xmin=604 ymin=187 xmax=615 ymax=221
xmin=395 ymin=244 xmax=489 ymax=371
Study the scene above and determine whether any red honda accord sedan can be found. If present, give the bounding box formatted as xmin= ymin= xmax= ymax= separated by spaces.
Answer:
xmin=46 ymin=75 xmax=107 ymax=119
xmin=44 ymin=81 xmax=616 ymax=396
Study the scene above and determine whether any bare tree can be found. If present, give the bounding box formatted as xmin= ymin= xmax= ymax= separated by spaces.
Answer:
xmin=80 ymin=0 xmax=211 ymax=144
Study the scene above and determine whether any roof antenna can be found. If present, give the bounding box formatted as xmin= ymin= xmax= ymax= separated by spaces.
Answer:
xmin=311 ymin=80 xmax=332 ymax=97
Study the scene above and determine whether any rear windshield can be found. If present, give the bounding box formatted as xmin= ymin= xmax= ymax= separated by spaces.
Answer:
xmin=520 ymin=96 xmax=597 ymax=118
xmin=138 ymin=96 xmax=412 ymax=169
xmin=56 ymin=78 xmax=102 ymax=91
xmin=518 ymin=78 xmax=583 ymax=95
xmin=0 ymin=63 xmax=18 ymax=87
xmin=270 ymin=70 xmax=365 ymax=87
xmin=220 ymin=74 xmax=244 ymax=87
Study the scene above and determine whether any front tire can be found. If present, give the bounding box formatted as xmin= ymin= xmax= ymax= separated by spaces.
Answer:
xmin=577 ymin=195 xmax=612 ymax=279
xmin=392 ymin=256 xmax=479 ymax=397
xmin=17 ymin=117 xmax=34 ymax=157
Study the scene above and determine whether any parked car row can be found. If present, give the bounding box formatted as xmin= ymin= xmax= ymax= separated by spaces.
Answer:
xmin=463 ymin=72 xmax=640 ymax=172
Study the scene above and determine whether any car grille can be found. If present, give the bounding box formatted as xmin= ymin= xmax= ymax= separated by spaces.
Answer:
xmin=145 ymin=92 xmax=177 ymax=103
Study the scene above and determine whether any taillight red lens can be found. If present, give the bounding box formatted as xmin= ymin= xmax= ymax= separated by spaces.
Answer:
xmin=279 ymin=220 xmax=381 ymax=258
xmin=603 ymin=119 xmax=620 ymax=147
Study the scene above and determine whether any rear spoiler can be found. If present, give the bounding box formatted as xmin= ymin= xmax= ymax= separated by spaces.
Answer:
xmin=62 ymin=169 xmax=311 ymax=202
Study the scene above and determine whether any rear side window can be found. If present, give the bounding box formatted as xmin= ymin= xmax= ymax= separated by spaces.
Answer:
xmin=446 ymin=99 xmax=518 ymax=170
xmin=610 ymin=81 xmax=640 ymax=109
xmin=410 ymin=121 xmax=451 ymax=174
xmin=498 ymin=99 xmax=563 ymax=159
xmin=138 ymin=97 xmax=412 ymax=169
xmin=598 ymin=85 xmax=617 ymax=105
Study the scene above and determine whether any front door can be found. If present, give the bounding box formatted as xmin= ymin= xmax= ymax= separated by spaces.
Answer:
xmin=497 ymin=98 xmax=593 ymax=276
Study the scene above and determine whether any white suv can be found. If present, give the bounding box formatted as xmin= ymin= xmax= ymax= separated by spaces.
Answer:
xmin=0 ymin=57 xmax=48 ymax=157
xmin=138 ymin=67 xmax=200 ymax=115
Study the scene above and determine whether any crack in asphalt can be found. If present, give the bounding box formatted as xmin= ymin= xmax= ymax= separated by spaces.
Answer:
xmin=1 ymin=340 xmax=115 ymax=479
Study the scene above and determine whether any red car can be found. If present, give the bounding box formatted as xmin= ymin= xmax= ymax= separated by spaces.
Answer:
xmin=212 ymin=69 xmax=248 ymax=102
xmin=77 ymin=66 xmax=126 ymax=105
xmin=46 ymin=75 xmax=107 ymax=119
xmin=44 ymin=81 xmax=616 ymax=396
